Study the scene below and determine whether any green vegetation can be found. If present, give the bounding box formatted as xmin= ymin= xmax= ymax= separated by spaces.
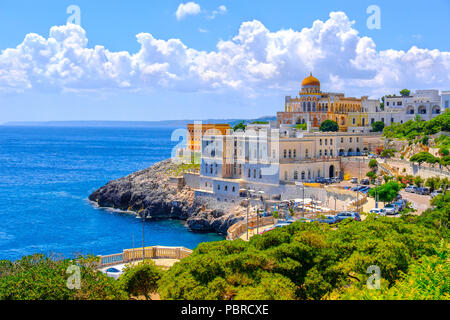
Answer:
xmin=400 ymin=89 xmax=411 ymax=97
xmin=157 ymin=199 xmax=448 ymax=300
xmin=295 ymin=123 xmax=307 ymax=130
xmin=119 ymin=261 xmax=163 ymax=300
xmin=368 ymin=181 xmax=401 ymax=203
xmin=0 ymin=255 xmax=127 ymax=300
xmin=252 ymin=121 xmax=269 ymax=125
xmin=233 ymin=122 xmax=247 ymax=132
xmin=371 ymin=121 xmax=385 ymax=133
xmin=381 ymin=149 xmax=396 ymax=158
xmin=410 ymin=152 xmax=440 ymax=167
xmin=319 ymin=120 xmax=339 ymax=132
xmin=383 ymin=111 xmax=450 ymax=141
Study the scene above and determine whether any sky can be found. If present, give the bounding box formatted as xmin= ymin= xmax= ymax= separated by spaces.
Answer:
xmin=0 ymin=0 xmax=449 ymax=123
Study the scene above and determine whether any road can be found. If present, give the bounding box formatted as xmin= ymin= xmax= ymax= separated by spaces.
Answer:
xmin=399 ymin=190 xmax=432 ymax=214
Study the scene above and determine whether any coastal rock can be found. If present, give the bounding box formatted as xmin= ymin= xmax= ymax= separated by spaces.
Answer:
xmin=89 ymin=159 xmax=244 ymax=235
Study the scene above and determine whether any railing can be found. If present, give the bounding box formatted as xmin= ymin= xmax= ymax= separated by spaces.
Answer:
xmin=227 ymin=215 xmax=275 ymax=240
xmin=98 ymin=246 xmax=193 ymax=268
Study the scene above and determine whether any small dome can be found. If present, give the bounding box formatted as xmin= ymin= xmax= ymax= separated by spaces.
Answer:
xmin=301 ymin=73 xmax=320 ymax=87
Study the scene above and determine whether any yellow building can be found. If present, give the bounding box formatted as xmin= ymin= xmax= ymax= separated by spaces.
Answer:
xmin=187 ymin=123 xmax=230 ymax=152
xmin=278 ymin=74 xmax=366 ymax=132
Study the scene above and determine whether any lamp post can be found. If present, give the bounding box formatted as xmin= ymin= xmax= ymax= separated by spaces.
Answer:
xmin=140 ymin=210 xmax=147 ymax=262
xmin=296 ymin=182 xmax=305 ymax=218
xmin=257 ymin=191 xmax=265 ymax=235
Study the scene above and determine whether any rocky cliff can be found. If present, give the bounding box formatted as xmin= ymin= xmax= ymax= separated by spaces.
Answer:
xmin=88 ymin=159 xmax=245 ymax=235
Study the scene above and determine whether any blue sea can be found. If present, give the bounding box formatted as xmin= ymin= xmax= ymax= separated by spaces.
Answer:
xmin=0 ymin=126 xmax=224 ymax=261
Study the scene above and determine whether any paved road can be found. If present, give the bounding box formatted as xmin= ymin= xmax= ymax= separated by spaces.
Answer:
xmin=399 ymin=190 xmax=432 ymax=214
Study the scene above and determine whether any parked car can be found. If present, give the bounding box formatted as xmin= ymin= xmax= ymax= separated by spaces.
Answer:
xmin=335 ymin=212 xmax=361 ymax=222
xmin=104 ymin=267 xmax=123 ymax=280
xmin=331 ymin=177 xmax=342 ymax=184
xmin=315 ymin=177 xmax=326 ymax=184
xmin=416 ymin=187 xmax=431 ymax=195
xmin=359 ymin=186 xmax=371 ymax=194
xmin=370 ymin=208 xmax=386 ymax=216
xmin=368 ymin=153 xmax=377 ymax=159
xmin=394 ymin=200 xmax=407 ymax=211
xmin=384 ymin=203 xmax=399 ymax=215
xmin=431 ymin=190 xmax=443 ymax=198
xmin=405 ymin=185 xmax=418 ymax=193
xmin=315 ymin=215 xmax=340 ymax=224
xmin=350 ymin=177 xmax=358 ymax=184
xmin=360 ymin=179 xmax=370 ymax=185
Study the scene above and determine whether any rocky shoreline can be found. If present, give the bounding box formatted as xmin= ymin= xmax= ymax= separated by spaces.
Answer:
xmin=88 ymin=159 xmax=245 ymax=235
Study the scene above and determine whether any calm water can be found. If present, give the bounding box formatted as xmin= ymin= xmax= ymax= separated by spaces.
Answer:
xmin=0 ymin=126 xmax=223 ymax=261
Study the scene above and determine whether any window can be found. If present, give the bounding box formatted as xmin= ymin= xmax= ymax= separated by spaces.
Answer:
xmin=217 ymin=184 xmax=220 ymax=190
xmin=225 ymin=186 xmax=228 ymax=191
xmin=357 ymin=137 xmax=359 ymax=143
xmin=330 ymin=139 xmax=333 ymax=146
xmin=293 ymin=149 xmax=297 ymax=158
xmin=259 ymin=170 xmax=262 ymax=179
xmin=248 ymin=169 xmax=251 ymax=178
xmin=294 ymin=171 xmax=298 ymax=180
xmin=305 ymin=149 xmax=309 ymax=158
xmin=324 ymin=150 xmax=328 ymax=156
xmin=352 ymin=118 xmax=356 ymax=125
xmin=320 ymin=139 xmax=322 ymax=146
xmin=371 ymin=118 xmax=375 ymax=124
xmin=341 ymin=137 xmax=344 ymax=143
xmin=289 ymin=150 xmax=292 ymax=158
xmin=284 ymin=150 xmax=287 ymax=158
xmin=330 ymin=149 xmax=333 ymax=156
xmin=232 ymin=186 xmax=235 ymax=192
xmin=253 ymin=169 xmax=257 ymax=179
xmin=319 ymin=150 xmax=322 ymax=156
xmin=350 ymin=138 xmax=353 ymax=143
xmin=325 ymin=139 xmax=328 ymax=146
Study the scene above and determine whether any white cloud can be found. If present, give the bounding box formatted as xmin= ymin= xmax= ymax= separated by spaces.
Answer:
xmin=175 ymin=2 xmax=201 ymax=21
xmin=1 ymin=12 xmax=449 ymax=98
xmin=208 ymin=5 xmax=227 ymax=20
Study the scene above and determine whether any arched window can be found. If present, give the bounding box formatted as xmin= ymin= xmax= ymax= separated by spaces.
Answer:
xmin=294 ymin=171 xmax=298 ymax=180
xmin=301 ymin=171 xmax=305 ymax=180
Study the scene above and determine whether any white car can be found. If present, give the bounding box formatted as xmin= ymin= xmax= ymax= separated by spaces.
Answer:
xmin=104 ymin=267 xmax=123 ymax=280
xmin=370 ymin=208 xmax=386 ymax=216
xmin=383 ymin=204 xmax=399 ymax=215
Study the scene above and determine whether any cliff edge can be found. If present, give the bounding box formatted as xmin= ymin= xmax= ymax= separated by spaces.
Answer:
xmin=88 ymin=159 xmax=244 ymax=234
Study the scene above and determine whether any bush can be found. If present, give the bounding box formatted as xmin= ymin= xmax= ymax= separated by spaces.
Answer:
xmin=319 ymin=120 xmax=339 ymax=132
xmin=119 ymin=261 xmax=163 ymax=300
xmin=0 ymin=255 xmax=127 ymax=300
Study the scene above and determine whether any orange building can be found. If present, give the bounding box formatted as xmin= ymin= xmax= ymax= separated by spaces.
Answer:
xmin=187 ymin=123 xmax=231 ymax=151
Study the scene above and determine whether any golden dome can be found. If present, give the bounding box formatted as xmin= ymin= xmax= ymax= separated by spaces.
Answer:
xmin=301 ymin=73 xmax=320 ymax=87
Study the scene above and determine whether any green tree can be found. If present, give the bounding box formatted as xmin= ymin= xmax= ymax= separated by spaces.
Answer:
xmin=295 ymin=123 xmax=307 ymax=130
xmin=400 ymin=89 xmax=411 ymax=97
xmin=119 ymin=261 xmax=163 ymax=300
xmin=368 ymin=159 xmax=378 ymax=170
xmin=414 ymin=176 xmax=424 ymax=187
xmin=319 ymin=120 xmax=339 ymax=132
xmin=368 ymin=181 xmax=401 ymax=203
xmin=233 ymin=122 xmax=247 ymax=132
xmin=371 ymin=121 xmax=385 ymax=132
xmin=425 ymin=177 xmax=441 ymax=192
xmin=410 ymin=152 xmax=436 ymax=166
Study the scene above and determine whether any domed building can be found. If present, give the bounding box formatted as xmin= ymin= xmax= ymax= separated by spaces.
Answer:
xmin=278 ymin=73 xmax=365 ymax=131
